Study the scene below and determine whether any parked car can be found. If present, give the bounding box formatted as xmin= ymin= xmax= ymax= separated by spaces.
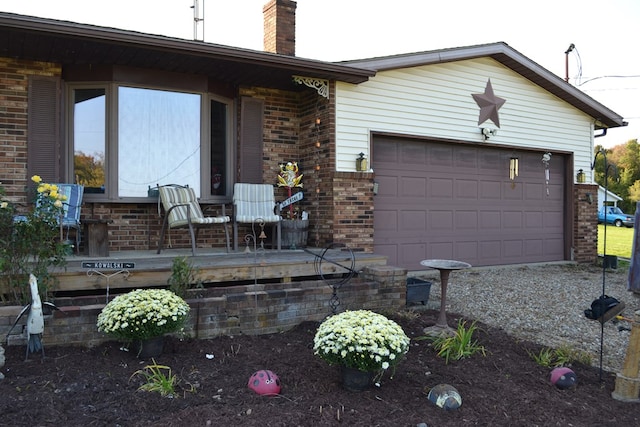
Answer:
xmin=598 ymin=206 xmax=635 ymax=227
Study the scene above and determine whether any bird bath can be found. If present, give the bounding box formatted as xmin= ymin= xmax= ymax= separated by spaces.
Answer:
xmin=420 ymin=259 xmax=471 ymax=336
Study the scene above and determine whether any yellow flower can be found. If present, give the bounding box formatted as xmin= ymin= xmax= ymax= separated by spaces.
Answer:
xmin=0 ymin=201 xmax=7 ymax=209
xmin=54 ymin=200 xmax=63 ymax=208
xmin=31 ymin=175 xmax=42 ymax=184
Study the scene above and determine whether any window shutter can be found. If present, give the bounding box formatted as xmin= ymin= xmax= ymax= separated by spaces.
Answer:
xmin=27 ymin=76 xmax=61 ymax=183
xmin=239 ymin=97 xmax=264 ymax=184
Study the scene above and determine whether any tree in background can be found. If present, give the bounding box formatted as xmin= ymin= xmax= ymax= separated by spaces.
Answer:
xmin=594 ymin=139 xmax=640 ymax=212
xmin=74 ymin=151 xmax=105 ymax=188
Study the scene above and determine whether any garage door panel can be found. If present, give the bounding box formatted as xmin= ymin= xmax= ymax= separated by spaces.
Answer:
xmin=400 ymin=243 xmax=428 ymax=269
xmin=457 ymin=180 xmax=478 ymax=198
xmin=524 ymin=240 xmax=543 ymax=256
xmin=456 ymin=211 xmax=478 ymax=229
xmin=503 ymin=240 xmax=524 ymax=257
xmin=503 ymin=184 xmax=523 ymax=199
xmin=376 ymin=175 xmax=399 ymax=197
xmin=427 ymin=241 xmax=454 ymax=260
xmin=373 ymin=136 xmax=566 ymax=268
xmin=400 ymin=211 xmax=427 ymax=232
xmin=374 ymin=210 xmax=398 ymax=231
xmin=503 ymin=211 xmax=523 ymax=228
xmin=525 ymin=211 xmax=543 ymax=228
xmin=400 ymin=176 xmax=427 ymax=197
xmin=401 ymin=144 xmax=428 ymax=165
xmin=429 ymin=210 xmax=454 ymax=229
xmin=480 ymin=180 xmax=502 ymax=199
xmin=456 ymin=241 xmax=479 ymax=261
xmin=429 ymin=178 xmax=454 ymax=198
xmin=544 ymin=238 xmax=564 ymax=256
xmin=480 ymin=211 xmax=501 ymax=228
xmin=524 ymin=182 xmax=545 ymax=199
xmin=430 ymin=146 xmax=454 ymax=167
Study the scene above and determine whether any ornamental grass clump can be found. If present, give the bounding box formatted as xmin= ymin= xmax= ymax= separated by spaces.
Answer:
xmin=313 ymin=310 xmax=410 ymax=376
xmin=97 ymin=289 xmax=190 ymax=342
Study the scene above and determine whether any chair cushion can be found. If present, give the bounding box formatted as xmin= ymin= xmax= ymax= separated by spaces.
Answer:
xmin=233 ymin=183 xmax=281 ymax=224
xmin=159 ymin=186 xmax=229 ymax=228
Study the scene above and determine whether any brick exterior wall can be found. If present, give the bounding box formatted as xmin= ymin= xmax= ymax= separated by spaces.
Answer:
xmin=573 ymin=183 xmax=599 ymax=263
xmin=2 ymin=265 xmax=407 ymax=347
xmin=331 ymin=172 xmax=375 ymax=252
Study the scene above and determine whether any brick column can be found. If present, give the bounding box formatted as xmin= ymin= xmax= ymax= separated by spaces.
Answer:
xmin=574 ymin=184 xmax=598 ymax=263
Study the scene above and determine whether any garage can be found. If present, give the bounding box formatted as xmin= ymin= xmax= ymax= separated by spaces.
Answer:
xmin=373 ymin=135 xmax=567 ymax=269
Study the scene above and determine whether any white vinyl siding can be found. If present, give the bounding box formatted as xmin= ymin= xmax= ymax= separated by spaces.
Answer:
xmin=335 ymin=57 xmax=594 ymax=174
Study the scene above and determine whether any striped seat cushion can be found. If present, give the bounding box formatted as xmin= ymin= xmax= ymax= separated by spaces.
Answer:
xmin=159 ymin=186 xmax=229 ymax=228
xmin=233 ymin=183 xmax=281 ymax=223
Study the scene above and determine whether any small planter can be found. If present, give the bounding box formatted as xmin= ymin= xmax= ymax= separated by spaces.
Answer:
xmin=603 ymin=255 xmax=618 ymax=269
xmin=406 ymin=277 xmax=432 ymax=305
xmin=281 ymin=219 xmax=309 ymax=249
xmin=340 ymin=366 xmax=374 ymax=392
xmin=134 ymin=335 xmax=165 ymax=359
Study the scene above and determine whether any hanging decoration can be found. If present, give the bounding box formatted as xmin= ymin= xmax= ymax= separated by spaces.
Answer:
xmin=509 ymin=157 xmax=519 ymax=181
xmin=542 ymin=152 xmax=552 ymax=196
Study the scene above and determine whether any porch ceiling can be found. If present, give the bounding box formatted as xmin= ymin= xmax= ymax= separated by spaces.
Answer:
xmin=0 ymin=12 xmax=374 ymax=91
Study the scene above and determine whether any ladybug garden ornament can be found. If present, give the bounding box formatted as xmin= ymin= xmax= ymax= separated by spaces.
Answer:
xmin=550 ymin=367 xmax=577 ymax=390
xmin=248 ymin=370 xmax=281 ymax=395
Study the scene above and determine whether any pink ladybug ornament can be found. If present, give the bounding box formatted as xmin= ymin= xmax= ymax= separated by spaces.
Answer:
xmin=248 ymin=370 xmax=281 ymax=395
xmin=550 ymin=367 xmax=577 ymax=390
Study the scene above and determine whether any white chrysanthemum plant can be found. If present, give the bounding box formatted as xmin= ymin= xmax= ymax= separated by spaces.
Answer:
xmin=313 ymin=310 xmax=410 ymax=384
xmin=97 ymin=289 xmax=190 ymax=342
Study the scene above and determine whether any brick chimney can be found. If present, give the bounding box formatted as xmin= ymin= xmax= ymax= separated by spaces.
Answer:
xmin=263 ymin=0 xmax=296 ymax=56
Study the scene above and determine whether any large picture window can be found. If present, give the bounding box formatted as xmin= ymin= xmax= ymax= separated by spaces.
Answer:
xmin=118 ymin=87 xmax=201 ymax=197
xmin=70 ymin=84 xmax=232 ymax=201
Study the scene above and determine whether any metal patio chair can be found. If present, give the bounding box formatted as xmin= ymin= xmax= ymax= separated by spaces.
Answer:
xmin=157 ymin=184 xmax=230 ymax=255
xmin=232 ymin=183 xmax=281 ymax=251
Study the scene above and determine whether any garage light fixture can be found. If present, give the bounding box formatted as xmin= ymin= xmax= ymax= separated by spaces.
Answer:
xmin=481 ymin=127 xmax=498 ymax=140
xmin=509 ymin=157 xmax=519 ymax=180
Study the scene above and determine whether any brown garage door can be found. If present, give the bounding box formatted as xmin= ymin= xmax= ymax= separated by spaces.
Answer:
xmin=373 ymin=136 xmax=566 ymax=269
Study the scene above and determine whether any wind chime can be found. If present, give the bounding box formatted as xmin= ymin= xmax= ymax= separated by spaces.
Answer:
xmin=542 ymin=152 xmax=552 ymax=195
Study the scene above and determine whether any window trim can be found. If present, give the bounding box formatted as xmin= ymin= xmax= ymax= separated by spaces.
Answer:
xmin=66 ymin=82 xmax=235 ymax=204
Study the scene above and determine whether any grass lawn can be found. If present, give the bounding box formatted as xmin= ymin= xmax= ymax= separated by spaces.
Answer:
xmin=597 ymin=224 xmax=635 ymax=258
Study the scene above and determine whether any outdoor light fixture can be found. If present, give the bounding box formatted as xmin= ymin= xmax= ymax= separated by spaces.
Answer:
xmin=481 ymin=128 xmax=498 ymax=140
xmin=356 ymin=152 xmax=367 ymax=171
xmin=577 ymin=169 xmax=586 ymax=183
xmin=509 ymin=157 xmax=519 ymax=180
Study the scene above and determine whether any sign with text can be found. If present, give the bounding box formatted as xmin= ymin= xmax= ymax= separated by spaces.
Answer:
xmin=82 ymin=261 xmax=135 ymax=269
xmin=280 ymin=191 xmax=303 ymax=210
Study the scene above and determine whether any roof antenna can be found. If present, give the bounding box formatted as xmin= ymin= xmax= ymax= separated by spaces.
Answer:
xmin=564 ymin=43 xmax=575 ymax=83
xmin=191 ymin=0 xmax=205 ymax=41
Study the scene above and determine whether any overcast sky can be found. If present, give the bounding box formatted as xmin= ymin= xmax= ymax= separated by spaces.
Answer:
xmin=2 ymin=0 xmax=638 ymax=148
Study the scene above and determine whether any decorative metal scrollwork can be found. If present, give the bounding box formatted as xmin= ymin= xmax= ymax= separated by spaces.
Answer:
xmin=292 ymin=75 xmax=329 ymax=99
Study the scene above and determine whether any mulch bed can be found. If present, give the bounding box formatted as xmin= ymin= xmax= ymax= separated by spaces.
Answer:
xmin=0 ymin=309 xmax=638 ymax=426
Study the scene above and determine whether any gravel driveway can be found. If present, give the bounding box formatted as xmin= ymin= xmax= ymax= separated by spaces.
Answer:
xmin=411 ymin=262 xmax=639 ymax=373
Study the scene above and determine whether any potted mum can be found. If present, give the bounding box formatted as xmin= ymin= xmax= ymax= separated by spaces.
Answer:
xmin=313 ymin=310 xmax=410 ymax=391
xmin=96 ymin=288 xmax=190 ymax=358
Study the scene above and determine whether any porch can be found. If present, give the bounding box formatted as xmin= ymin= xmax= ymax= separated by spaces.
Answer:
xmin=54 ymin=246 xmax=389 ymax=297
xmin=2 ymin=247 xmax=404 ymax=348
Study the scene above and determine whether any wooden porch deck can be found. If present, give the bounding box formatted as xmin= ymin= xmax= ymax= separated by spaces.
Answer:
xmin=54 ymin=247 xmax=389 ymax=295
